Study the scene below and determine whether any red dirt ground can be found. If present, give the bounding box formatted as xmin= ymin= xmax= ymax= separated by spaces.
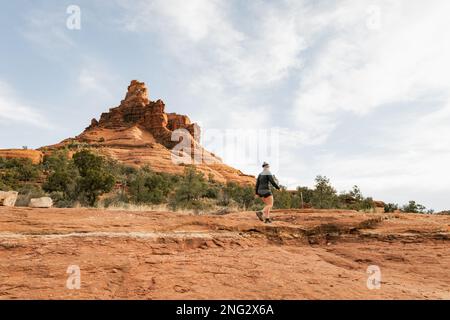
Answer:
xmin=0 ymin=207 xmax=448 ymax=299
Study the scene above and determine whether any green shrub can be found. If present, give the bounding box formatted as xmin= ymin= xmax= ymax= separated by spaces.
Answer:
xmin=221 ymin=182 xmax=255 ymax=209
xmin=0 ymin=170 xmax=19 ymax=190
xmin=169 ymin=197 xmax=215 ymax=213
xmin=15 ymin=184 xmax=46 ymax=207
xmin=273 ymin=188 xmax=292 ymax=209
xmin=128 ymin=169 xmax=176 ymax=204
xmin=49 ymin=191 xmax=75 ymax=208
xmin=168 ymin=166 xmax=210 ymax=210
xmin=43 ymin=150 xmax=79 ymax=204
xmin=384 ymin=203 xmax=399 ymax=213
xmin=311 ymin=175 xmax=338 ymax=209
xmin=297 ymin=187 xmax=314 ymax=206
xmin=402 ymin=200 xmax=427 ymax=213
xmin=0 ymin=158 xmax=41 ymax=189
xmin=44 ymin=168 xmax=78 ymax=194
xmin=101 ymin=191 xmax=130 ymax=208
xmin=290 ymin=195 xmax=302 ymax=208
xmin=359 ymin=197 xmax=375 ymax=212
xmin=73 ymin=150 xmax=116 ymax=206
xmin=43 ymin=149 xmax=71 ymax=171
xmin=175 ymin=166 xmax=208 ymax=201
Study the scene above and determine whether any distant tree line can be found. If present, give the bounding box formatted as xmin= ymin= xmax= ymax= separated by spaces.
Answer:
xmin=0 ymin=151 xmax=441 ymax=214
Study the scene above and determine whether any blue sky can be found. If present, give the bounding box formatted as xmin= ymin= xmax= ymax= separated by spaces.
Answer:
xmin=1 ymin=0 xmax=450 ymax=210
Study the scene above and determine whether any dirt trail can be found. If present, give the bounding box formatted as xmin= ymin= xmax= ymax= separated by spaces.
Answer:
xmin=0 ymin=207 xmax=449 ymax=299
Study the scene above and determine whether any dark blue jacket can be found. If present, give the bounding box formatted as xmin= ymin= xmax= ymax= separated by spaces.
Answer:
xmin=255 ymin=170 xmax=280 ymax=195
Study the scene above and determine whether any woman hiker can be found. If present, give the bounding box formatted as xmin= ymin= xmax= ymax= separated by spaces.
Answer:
xmin=255 ymin=162 xmax=281 ymax=223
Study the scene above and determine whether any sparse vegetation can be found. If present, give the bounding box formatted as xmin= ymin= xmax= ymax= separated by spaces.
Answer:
xmin=73 ymin=150 xmax=116 ymax=206
xmin=128 ymin=166 xmax=178 ymax=205
xmin=15 ymin=184 xmax=46 ymax=207
xmin=0 ymin=152 xmax=437 ymax=214
xmin=310 ymin=175 xmax=339 ymax=209
xmin=401 ymin=200 xmax=434 ymax=214
xmin=43 ymin=149 xmax=79 ymax=206
xmin=384 ymin=203 xmax=399 ymax=213
xmin=0 ymin=158 xmax=42 ymax=190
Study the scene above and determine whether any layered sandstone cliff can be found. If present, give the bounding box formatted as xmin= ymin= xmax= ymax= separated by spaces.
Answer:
xmin=0 ymin=149 xmax=43 ymax=164
xmin=39 ymin=80 xmax=254 ymax=184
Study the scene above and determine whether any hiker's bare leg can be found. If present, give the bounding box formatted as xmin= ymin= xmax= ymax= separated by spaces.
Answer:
xmin=262 ymin=196 xmax=274 ymax=219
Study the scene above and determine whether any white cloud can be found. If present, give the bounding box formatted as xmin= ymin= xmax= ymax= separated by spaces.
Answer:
xmin=77 ymin=64 xmax=119 ymax=100
xmin=0 ymin=81 xmax=51 ymax=128
xmin=116 ymin=0 xmax=309 ymax=165
xmin=21 ymin=9 xmax=75 ymax=52
xmin=279 ymin=0 xmax=450 ymax=210
xmin=293 ymin=0 xmax=450 ymax=143
xmin=118 ymin=0 xmax=306 ymax=88
xmin=115 ymin=0 xmax=450 ymax=209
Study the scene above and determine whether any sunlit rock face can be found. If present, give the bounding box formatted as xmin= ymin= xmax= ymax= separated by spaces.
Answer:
xmin=39 ymin=80 xmax=254 ymax=184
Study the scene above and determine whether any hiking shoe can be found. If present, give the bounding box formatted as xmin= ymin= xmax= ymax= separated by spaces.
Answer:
xmin=264 ymin=218 xmax=273 ymax=224
xmin=255 ymin=211 xmax=264 ymax=221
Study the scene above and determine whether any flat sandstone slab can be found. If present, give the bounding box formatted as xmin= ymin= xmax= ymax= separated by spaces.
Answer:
xmin=0 ymin=207 xmax=448 ymax=299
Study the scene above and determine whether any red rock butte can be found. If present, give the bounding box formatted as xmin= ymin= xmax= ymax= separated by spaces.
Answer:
xmin=37 ymin=80 xmax=255 ymax=184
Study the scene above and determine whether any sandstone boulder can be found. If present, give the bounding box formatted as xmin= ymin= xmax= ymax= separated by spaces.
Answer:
xmin=29 ymin=197 xmax=53 ymax=208
xmin=0 ymin=191 xmax=18 ymax=207
xmin=373 ymin=200 xmax=386 ymax=208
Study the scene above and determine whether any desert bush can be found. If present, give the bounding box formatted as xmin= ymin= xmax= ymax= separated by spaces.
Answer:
xmin=44 ymin=169 xmax=78 ymax=194
xmin=12 ymin=159 xmax=40 ymax=182
xmin=0 ymin=180 xmax=10 ymax=191
xmin=349 ymin=185 xmax=364 ymax=202
xmin=42 ymin=149 xmax=71 ymax=171
xmin=273 ymin=188 xmax=292 ymax=209
xmin=169 ymin=197 xmax=215 ymax=213
xmin=100 ymin=191 xmax=130 ymax=208
xmin=359 ymin=197 xmax=375 ymax=212
xmin=311 ymin=175 xmax=339 ymax=209
xmin=0 ymin=170 xmax=18 ymax=190
xmin=204 ymin=183 xmax=221 ymax=199
xmin=173 ymin=166 xmax=208 ymax=202
xmin=168 ymin=166 xmax=214 ymax=211
xmin=237 ymin=185 xmax=257 ymax=209
xmin=43 ymin=150 xmax=80 ymax=205
xmin=384 ymin=203 xmax=399 ymax=213
xmin=73 ymin=150 xmax=115 ymax=206
xmin=15 ymin=184 xmax=46 ymax=207
xmin=402 ymin=200 xmax=427 ymax=213
xmin=0 ymin=158 xmax=41 ymax=189
xmin=220 ymin=182 xmax=255 ymax=210
xmin=295 ymin=186 xmax=314 ymax=208
xmin=290 ymin=194 xmax=302 ymax=209
xmin=48 ymin=191 xmax=74 ymax=208
xmin=128 ymin=168 xmax=176 ymax=204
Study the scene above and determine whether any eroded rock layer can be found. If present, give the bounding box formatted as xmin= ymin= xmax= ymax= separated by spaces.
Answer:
xmin=0 ymin=149 xmax=43 ymax=164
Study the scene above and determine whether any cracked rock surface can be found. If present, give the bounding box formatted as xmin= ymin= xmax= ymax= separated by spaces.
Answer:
xmin=0 ymin=207 xmax=449 ymax=299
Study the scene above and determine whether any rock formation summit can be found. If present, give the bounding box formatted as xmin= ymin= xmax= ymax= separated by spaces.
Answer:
xmin=90 ymin=80 xmax=200 ymax=149
xmin=40 ymin=80 xmax=254 ymax=184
